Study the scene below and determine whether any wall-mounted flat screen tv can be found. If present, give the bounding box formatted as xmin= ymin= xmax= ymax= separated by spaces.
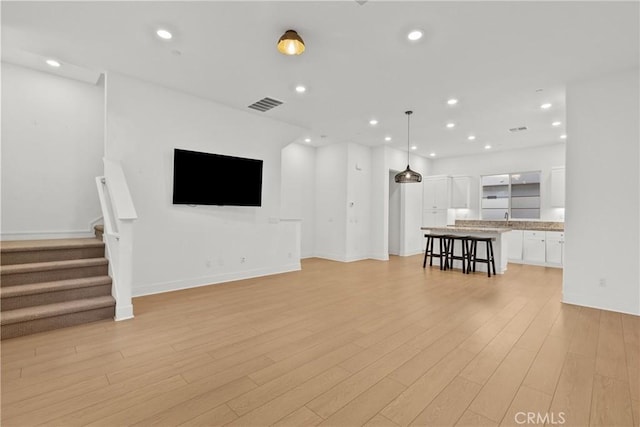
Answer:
xmin=172 ymin=149 xmax=263 ymax=206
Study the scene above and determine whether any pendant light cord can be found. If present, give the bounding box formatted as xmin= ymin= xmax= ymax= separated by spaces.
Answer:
xmin=406 ymin=110 xmax=413 ymax=165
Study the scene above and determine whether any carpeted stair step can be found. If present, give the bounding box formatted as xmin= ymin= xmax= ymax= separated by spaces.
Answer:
xmin=0 ymin=258 xmax=109 ymax=287
xmin=1 ymin=276 xmax=112 ymax=310
xmin=0 ymin=296 xmax=115 ymax=340
xmin=1 ymin=238 xmax=105 ymax=266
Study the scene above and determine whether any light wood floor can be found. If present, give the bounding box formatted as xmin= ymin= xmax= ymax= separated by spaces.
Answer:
xmin=1 ymin=256 xmax=638 ymax=427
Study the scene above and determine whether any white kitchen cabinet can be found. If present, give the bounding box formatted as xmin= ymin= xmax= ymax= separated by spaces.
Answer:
xmin=423 ymin=176 xmax=450 ymax=209
xmin=507 ymin=230 xmax=524 ymax=261
xmin=523 ymin=230 xmax=546 ymax=263
xmin=551 ymin=166 xmax=566 ymax=208
xmin=450 ymin=176 xmax=471 ymax=208
xmin=545 ymin=232 xmax=564 ymax=265
xmin=422 ymin=209 xmax=448 ymax=228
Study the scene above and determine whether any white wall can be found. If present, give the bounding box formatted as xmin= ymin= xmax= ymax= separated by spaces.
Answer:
xmin=314 ymin=143 xmax=347 ymax=261
xmin=370 ymin=147 xmax=388 ymax=259
xmin=429 ymin=144 xmax=566 ymax=221
xmin=1 ymin=63 xmax=104 ymax=239
xmin=280 ymin=143 xmax=316 ymax=258
xmin=346 ymin=143 xmax=372 ymax=261
xmin=104 ymin=72 xmax=304 ymax=296
xmin=564 ymin=67 xmax=640 ymax=315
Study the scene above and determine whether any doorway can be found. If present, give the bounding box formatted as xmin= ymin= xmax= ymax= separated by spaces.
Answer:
xmin=388 ymin=171 xmax=401 ymax=255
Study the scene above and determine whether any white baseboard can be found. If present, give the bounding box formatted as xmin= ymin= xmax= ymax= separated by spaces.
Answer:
xmin=399 ymin=249 xmax=424 ymax=257
xmin=562 ymin=292 xmax=640 ymax=316
xmin=132 ymin=263 xmax=301 ymax=298
xmin=114 ymin=304 xmax=134 ymax=321
xmin=507 ymin=259 xmax=562 ymax=269
xmin=312 ymin=253 xmax=347 ymax=262
xmin=313 ymin=253 xmax=371 ymax=263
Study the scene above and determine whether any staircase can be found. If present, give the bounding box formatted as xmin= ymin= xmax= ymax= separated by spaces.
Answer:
xmin=1 ymin=231 xmax=115 ymax=339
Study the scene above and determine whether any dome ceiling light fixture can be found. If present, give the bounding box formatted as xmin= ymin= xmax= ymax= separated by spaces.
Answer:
xmin=277 ymin=30 xmax=305 ymax=55
xmin=395 ymin=110 xmax=422 ymax=184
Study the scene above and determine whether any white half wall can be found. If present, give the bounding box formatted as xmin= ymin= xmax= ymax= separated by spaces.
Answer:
xmin=1 ymin=63 xmax=104 ymax=239
xmin=563 ymin=67 xmax=640 ymax=315
xmin=281 ymin=143 xmax=316 ymax=258
xmin=104 ymin=72 xmax=305 ymax=296
xmin=429 ymin=144 xmax=566 ymax=222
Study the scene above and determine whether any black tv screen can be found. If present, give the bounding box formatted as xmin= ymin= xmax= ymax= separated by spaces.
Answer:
xmin=172 ymin=149 xmax=263 ymax=206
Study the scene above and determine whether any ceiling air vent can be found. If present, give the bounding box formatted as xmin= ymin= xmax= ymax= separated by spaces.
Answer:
xmin=509 ymin=126 xmax=528 ymax=132
xmin=248 ymin=97 xmax=283 ymax=112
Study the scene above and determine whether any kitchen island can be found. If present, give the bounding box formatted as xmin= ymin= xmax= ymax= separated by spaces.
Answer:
xmin=421 ymin=226 xmax=511 ymax=274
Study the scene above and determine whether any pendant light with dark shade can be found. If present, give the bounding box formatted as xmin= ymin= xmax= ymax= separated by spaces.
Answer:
xmin=395 ymin=110 xmax=422 ymax=183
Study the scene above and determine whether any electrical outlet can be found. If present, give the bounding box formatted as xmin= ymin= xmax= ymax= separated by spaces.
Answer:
xmin=598 ymin=278 xmax=607 ymax=287
xmin=240 ymin=257 xmax=246 ymax=264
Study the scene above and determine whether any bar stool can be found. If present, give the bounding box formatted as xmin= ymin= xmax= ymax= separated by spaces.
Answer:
xmin=423 ymin=234 xmax=451 ymax=270
xmin=446 ymin=235 xmax=472 ymax=273
xmin=470 ymin=237 xmax=497 ymax=277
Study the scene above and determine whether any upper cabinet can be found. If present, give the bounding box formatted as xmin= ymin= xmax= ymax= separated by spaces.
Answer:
xmin=551 ymin=166 xmax=566 ymax=208
xmin=423 ymin=176 xmax=450 ymax=209
xmin=450 ymin=176 xmax=471 ymax=209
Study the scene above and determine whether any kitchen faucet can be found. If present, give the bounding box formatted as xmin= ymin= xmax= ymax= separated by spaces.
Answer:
xmin=504 ymin=212 xmax=510 ymax=225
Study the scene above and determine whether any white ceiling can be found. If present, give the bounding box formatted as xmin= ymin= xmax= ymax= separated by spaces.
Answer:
xmin=2 ymin=1 xmax=638 ymax=158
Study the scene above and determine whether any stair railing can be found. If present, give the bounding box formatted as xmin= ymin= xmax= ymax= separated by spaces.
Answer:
xmin=95 ymin=158 xmax=138 ymax=320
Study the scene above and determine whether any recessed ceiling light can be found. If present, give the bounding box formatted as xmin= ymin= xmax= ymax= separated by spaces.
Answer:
xmin=552 ymin=121 xmax=562 ymax=127
xmin=45 ymin=59 xmax=61 ymax=67
xmin=407 ymin=30 xmax=423 ymax=41
xmin=447 ymin=99 xmax=458 ymax=105
xmin=304 ymin=138 xmax=311 ymax=143
xmin=156 ymin=29 xmax=173 ymax=40
xmin=540 ymin=103 xmax=552 ymax=109
xmin=446 ymin=123 xmax=456 ymax=129
xmin=560 ymin=134 xmax=567 ymax=139
xmin=384 ymin=136 xmax=392 ymax=141
xmin=295 ymin=85 xmax=306 ymax=93
xmin=411 ymin=145 xmax=417 ymax=150
xmin=484 ymin=144 xmax=492 ymax=150
xmin=429 ymin=152 xmax=436 ymax=157
xmin=467 ymin=135 xmax=476 ymax=141
xmin=369 ymin=119 xmax=378 ymax=125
